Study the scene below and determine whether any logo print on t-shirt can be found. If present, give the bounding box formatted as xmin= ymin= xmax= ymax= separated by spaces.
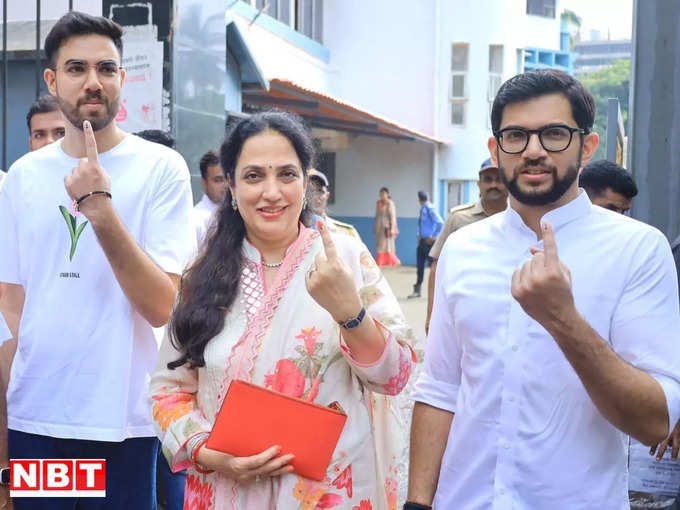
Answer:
xmin=58 ymin=204 xmax=89 ymax=261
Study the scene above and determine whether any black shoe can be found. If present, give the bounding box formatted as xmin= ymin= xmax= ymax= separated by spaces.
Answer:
xmin=408 ymin=286 xmax=421 ymax=299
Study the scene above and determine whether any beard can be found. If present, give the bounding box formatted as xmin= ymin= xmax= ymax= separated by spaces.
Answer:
xmin=500 ymin=154 xmax=581 ymax=207
xmin=57 ymin=90 xmax=120 ymax=131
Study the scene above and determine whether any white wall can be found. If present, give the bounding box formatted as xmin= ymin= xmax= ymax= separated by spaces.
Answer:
xmin=331 ymin=136 xmax=432 ymax=219
xmin=1 ymin=0 xmax=100 ymax=21
xmin=234 ymin=4 xmax=438 ymax=215
xmin=322 ymin=0 xmax=436 ymax=136
xmin=231 ymin=14 xmax=332 ymax=92
xmin=436 ymin=0 xmax=562 ymax=182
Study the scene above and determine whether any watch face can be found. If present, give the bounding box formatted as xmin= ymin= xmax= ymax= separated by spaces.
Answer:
xmin=344 ymin=318 xmax=359 ymax=329
xmin=0 ymin=467 xmax=9 ymax=485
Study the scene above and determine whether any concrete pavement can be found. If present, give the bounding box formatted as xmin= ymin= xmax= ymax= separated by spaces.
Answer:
xmin=382 ymin=265 xmax=429 ymax=355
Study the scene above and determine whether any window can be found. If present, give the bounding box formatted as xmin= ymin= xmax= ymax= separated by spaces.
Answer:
xmin=526 ymin=0 xmax=555 ymax=18
xmin=486 ymin=45 xmax=503 ymax=128
xmin=516 ymin=48 xmax=524 ymax=75
xmin=488 ymin=45 xmax=503 ymax=100
xmin=447 ymin=181 xmax=465 ymax=211
xmin=249 ymin=0 xmax=323 ymax=43
xmin=450 ymin=43 xmax=469 ymax=126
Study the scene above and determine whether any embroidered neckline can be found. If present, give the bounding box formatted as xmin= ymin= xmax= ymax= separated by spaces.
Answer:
xmin=215 ymin=225 xmax=318 ymax=411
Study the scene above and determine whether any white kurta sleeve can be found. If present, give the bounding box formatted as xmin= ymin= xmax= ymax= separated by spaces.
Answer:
xmin=149 ymin=328 xmax=212 ymax=472
xmin=610 ymin=228 xmax=680 ymax=434
xmin=412 ymin=239 xmax=462 ymax=413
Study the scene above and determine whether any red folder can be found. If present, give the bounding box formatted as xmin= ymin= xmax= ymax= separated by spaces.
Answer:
xmin=206 ymin=380 xmax=347 ymax=481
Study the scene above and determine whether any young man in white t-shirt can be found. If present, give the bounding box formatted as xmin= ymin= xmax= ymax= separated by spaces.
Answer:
xmin=0 ymin=11 xmax=194 ymax=509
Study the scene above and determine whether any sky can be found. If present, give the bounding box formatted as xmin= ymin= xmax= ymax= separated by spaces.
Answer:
xmin=561 ymin=0 xmax=634 ymax=41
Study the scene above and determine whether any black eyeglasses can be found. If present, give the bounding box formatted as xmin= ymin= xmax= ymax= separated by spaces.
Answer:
xmin=494 ymin=124 xmax=589 ymax=154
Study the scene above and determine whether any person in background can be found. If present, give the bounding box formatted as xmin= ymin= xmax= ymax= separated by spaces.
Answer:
xmin=308 ymin=168 xmax=360 ymax=239
xmin=134 ymin=129 xmax=175 ymax=149
xmin=407 ymin=69 xmax=680 ymax=510
xmin=579 ymin=159 xmax=638 ymax=214
xmin=408 ymin=191 xmax=443 ymax=299
xmin=27 ymin=94 xmax=66 ymax=151
xmin=425 ymin=159 xmax=508 ymax=331
xmin=150 ymin=111 xmax=414 ymax=509
xmin=374 ymin=186 xmax=400 ymax=266
xmin=193 ymin=149 xmax=227 ymax=246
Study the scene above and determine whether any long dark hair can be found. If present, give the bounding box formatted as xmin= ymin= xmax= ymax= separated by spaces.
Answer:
xmin=168 ymin=111 xmax=315 ymax=369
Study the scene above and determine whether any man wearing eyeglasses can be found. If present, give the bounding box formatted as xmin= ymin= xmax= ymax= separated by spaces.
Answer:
xmin=0 ymin=11 xmax=194 ymax=509
xmin=406 ymin=69 xmax=680 ymax=510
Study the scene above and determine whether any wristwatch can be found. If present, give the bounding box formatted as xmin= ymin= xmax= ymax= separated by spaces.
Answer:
xmin=338 ymin=307 xmax=366 ymax=329
xmin=0 ymin=466 xmax=10 ymax=486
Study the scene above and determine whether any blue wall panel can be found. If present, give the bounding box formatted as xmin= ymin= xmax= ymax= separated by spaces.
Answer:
xmin=334 ymin=216 xmax=418 ymax=266
xmin=1 ymin=60 xmax=49 ymax=169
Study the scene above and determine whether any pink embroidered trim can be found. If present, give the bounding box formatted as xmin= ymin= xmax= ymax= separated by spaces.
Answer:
xmin=218 ymin=259 xmax=265 ymax=392
xmin=172 ymin=430 xmax=210 ymax=473
xmin=215 ymin=226 xmax=318 ymax=412
xmin=339 ymin=319 xmax=393 ymax=368
xmin=382 ymin=345 xmax=412 ymax=395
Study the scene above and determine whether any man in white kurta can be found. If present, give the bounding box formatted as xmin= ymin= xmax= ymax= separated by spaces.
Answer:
xmin=407 ymin=69 xmax=680 ymax=510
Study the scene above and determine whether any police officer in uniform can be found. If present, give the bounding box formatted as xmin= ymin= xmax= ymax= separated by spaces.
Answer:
xmin=307 ymin=169 xmax=361 ymax=239
xmin=425 ymin=159 xmax=508 ymax=331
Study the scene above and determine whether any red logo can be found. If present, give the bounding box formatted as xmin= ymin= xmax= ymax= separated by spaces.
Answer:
xmin=10 ymin=459 xmax=106 ymax=497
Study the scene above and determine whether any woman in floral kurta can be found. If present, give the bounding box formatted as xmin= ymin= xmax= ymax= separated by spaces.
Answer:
xmin=150 ymin=112 xmax=415 ymax=510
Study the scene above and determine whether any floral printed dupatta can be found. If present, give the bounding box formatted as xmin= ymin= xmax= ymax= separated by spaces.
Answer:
xmin=150 ymin=225 xmax=415 ymax=510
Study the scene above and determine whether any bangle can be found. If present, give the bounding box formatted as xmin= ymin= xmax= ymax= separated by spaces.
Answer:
xmin=403 ymin=502 xmax=432 ymax=510
xmin=74 ymin=190 xmax=112 ymax=212
xmin=186 ymin=432 xmax=210 ymax=460
xmin=191 ymin=438 xmax=214 ymax=474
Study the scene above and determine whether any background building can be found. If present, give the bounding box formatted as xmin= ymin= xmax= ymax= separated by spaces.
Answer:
xmin=573 ymin=38 xmax=632 ymax=74
xmin=1 ymin=0 xmax=572 ymax=263
xmin=434 ymin=0 xmax=569 ymax=217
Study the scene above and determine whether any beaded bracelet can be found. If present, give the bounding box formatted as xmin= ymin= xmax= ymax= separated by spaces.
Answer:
xmin=74 ymin=190 xmax=112 ymax=212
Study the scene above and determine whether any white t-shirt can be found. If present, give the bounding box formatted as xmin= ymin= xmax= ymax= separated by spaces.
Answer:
xmin=192 ymin=194 xmax=218 ymax=246
xmin=0 ymin=135 xmax=196 ymax=441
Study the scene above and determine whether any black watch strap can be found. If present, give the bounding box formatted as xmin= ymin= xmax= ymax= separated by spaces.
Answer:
xmin=338 ymin=307 xmax=366 ymax=329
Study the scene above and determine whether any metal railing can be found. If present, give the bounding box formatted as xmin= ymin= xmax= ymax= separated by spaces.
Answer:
xmin=1 ymin=0 xmax=73 ymax=171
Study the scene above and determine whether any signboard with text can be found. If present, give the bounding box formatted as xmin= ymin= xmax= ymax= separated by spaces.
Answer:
xmin=116 ymin=40 xmax=164 ymax=133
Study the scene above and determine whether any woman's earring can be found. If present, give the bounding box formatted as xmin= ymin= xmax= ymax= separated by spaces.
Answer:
xmin=231 ymin=197 xmax=238 ymax=211
xmin=302 ymin=196 xmax=308 ymax=209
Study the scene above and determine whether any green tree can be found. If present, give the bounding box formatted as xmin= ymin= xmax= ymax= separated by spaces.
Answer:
xmin=561 ymin=9 xmax=582 ymax=46
xmin=579 ymin=59 xmax=631 ymax=162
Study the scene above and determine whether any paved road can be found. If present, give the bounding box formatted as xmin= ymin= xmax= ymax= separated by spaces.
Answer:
xmin=382 ymin=265 xmax=428 ymax=352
